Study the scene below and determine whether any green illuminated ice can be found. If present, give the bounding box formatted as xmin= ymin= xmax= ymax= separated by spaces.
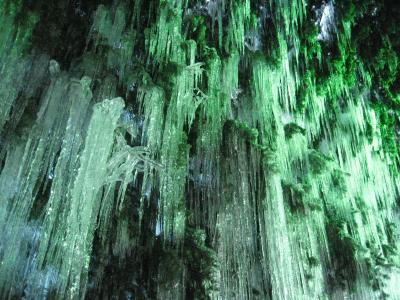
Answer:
xmin=0 ymin=0 xmax=399 ymax=299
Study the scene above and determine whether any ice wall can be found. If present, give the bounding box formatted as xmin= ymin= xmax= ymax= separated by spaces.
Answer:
xmin=0 ymin=0 xmax=399 ymax=299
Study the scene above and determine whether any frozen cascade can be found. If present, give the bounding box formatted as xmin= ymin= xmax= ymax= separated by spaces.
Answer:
xmin=0 ymin=71 xmax=76 ymax=296
xmin=48 ymin=97 xmax=124 ymax=298
xmin=0 ymin=0 xmax=399 ymax=299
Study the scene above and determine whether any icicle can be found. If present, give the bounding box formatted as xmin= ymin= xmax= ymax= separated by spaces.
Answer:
xmin=0 ymin=4 xmax=38 ymax=132
xmin=0 ymin=67 xmax=75 ymax=298
xmin=103 ymin=133 xmax=159 ymax=213
xmin=50 ymin=98 xmax=123 ymax=298
xmin=34 ymin=75 xmax=93 ymax=282
xmin=145 ymin=1 xmax=183 ymax=65
xmin=225 ymin=0 xmax=250 ymax=53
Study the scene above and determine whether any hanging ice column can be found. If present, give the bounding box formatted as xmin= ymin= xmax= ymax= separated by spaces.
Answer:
xmin=32 ymin=76 xmax=93 ymax=298
xmin=47 ymin=98 xmax=124 ymax=299
xmin=0 ymin=69 xmax=77 ymax=297
xmin=0 ymin=2 xmax=38 ymax=133
xmin=253 ymin=57 xmax=303 ymax=300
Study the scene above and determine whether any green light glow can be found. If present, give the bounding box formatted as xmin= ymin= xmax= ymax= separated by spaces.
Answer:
xmin=0 ymin=0 xmax=399 ymax=299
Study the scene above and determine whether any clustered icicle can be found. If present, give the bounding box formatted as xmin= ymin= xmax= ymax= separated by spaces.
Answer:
xmin=0 ymin=0 xmax=399 ymax=299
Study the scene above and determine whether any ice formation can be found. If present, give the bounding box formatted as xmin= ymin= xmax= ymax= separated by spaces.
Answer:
xmin=0 ymin=0 xmax=399 ymax=299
